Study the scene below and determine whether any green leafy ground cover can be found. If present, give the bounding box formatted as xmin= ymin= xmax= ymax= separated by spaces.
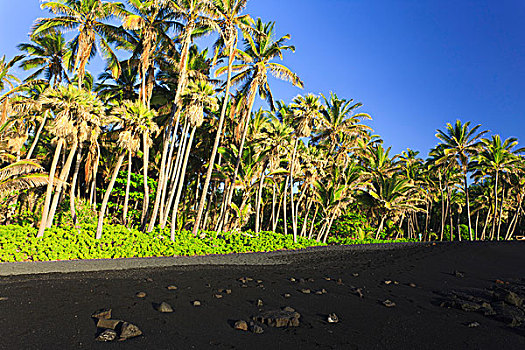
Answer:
xmin=0 ymin=224 xmax=409 ymax=263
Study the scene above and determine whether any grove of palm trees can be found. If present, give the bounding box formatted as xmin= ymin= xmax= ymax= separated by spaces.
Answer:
xmin=1 ymin=0 xmax=524 ymax=262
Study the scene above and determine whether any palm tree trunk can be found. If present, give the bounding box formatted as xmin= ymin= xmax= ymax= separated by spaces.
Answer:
xmin=123 ymin=150 xmax=132 ymax=226
xmin=70 ymin=146 xmax=83 ymax=226
xmin=440 ymin=181 xmax=445 ymax=241
xmin=481 ymin=206 xmax=491 ymax=240
xmin=218 ymin=86 xmax=258 ymax=232
xmin=140 ymin=133 xmax=150 ymax=231
xmin=475 ymin=211 xmax=479 ymax=241
xmin=308 ymin=204 xmax=320 ymax=240
xmin=491 ymin=171 xmax=498 ymax=240
xmin=37 ymin=139 xmax=64 ymax=237
xmin=161 ymin=120 xmax=190 ymax=229
xmin=255 ymin=165 xmax=266 ymax=233
xmin=89 ymin=144 xmax=100 ymax=210
xmin=170 ymin=126 xmax=196 ymax=241
xmin=26 ymin=114 xmax=47 ymax=159
xmin=96 ymin=151 xmax=126 ymax=239
xmin=300 ymin=199 xmax=313 ymax=237
xmin=464 ymin=173 xmax=473 ymax=241
xmin=289 ymin=139 xmax=299 ymax=241
xmin=47 ymin=142 xmax=78 ymax=228
xmin=497 ymin=182 xmax=505 ymax=240
xmin=193 ymin=46 xmax=235 ymax=235
xmin=375 ymin=216 xmax=386 ymax=239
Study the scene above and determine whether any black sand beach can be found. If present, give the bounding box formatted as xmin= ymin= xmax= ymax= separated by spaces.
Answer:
xmin=1 ymin=242 xmax=525 ymax=349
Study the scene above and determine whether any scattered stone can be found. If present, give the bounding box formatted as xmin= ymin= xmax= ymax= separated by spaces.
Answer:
xmin=251 ymin=324 xmax=264 ymax=334
xmin=327 ymin=313 xmax=339 ymax=323
xmin=97 ymin=319 xmax=122 ymax=330
xmin=282 ymin=306 xmax=295 ymax=312
xmin=394 ymin=281 xmax=400 ymax=285
xmin=454 ymin=271 xmax=465 ymax=278
xmin=96 ymin=329 xmax=117 ymax=342
xmin=283 ymin=293 xmax=291 ymax=298
xmin=384 ymin=280 xmax=392 ymax=285
xmin=192 ymin=300 xmax=201 ymax=307
xmin=258 ymin=284 xmax=265 ymax=288
xmin=234 ymin=320 xmax=248 ymax=331
xmin=238 ymin=277 xmax=253 ymax=284
xmin=315 ymin=290 xmax=323 ymax=295
xmin=225 ymin=289 xmax=232 ymax=295
xmin=241 ymin=285 xmax=248 ymax=288
xmin=0 ymin=297 xmax=8 ymax=301
xmin=503 ymin=290 xmax=523 ymax=307
xmin=307 ymin=278 xmax=315 ymax=282
xmin=352 ymin=273 xmax=359 ymax=277
xmin=300 ymin=289 xmax=311 ymax=294
xmin=468 ymin=322 xmax=480 ymax=328
xmin=495 ymin=279 xmax=506 ymax=285
xmin=119 ymin=322 xmax=142 ymax=340
xmin=253 ymin=309 xmax=301 ymax=328
xmin=409 ymin=283 xmax=417 ymax=288
xmin=324 ymin=277 xmax=331 ymax=281
xmin=214 ymin=294 xmax=223 ymax=299
xmin=257 ymin=280 xmax=263 ymax=284
xmin=382 ymin=299 xmax=396 ymax=308
xmin=353 ymin=288 xmax=364 ymax=298
xmin=205 ymin=283 xmax=211 ymax=288
xmin=336 ymin=278 xmax=344 ymax=285
xmin=91 ymin=309 xmax=112 ymax=320
xmin=135 ymin=292 xmax=147 ymax=298
xmin=146 ymin=278 xmax=153 ymax=282
xmin=256 ymin=299 xmax=264 ymax=307
xmin=167 ymin=285 xmax=178 ymax=291
xmin=155 ymin=302 xmax=174 ymax=313
xmin=290 ymin=277 xmax=296 ymax=282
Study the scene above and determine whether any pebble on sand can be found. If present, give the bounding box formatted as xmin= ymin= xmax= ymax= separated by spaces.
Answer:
xmin=382 ymin=299 xmax=396 ymax=307
xmin=156 ymin=302 xmax=174 ymax=313
xmin=234 ymin=320 xmax=248 ymax=331
xmin=167 ymin=285 xmax=178 ymax=290
xmin=327 ymin=313 xmax=339 ymax=323
xmin=96 ymin=329 xmax=117 ymax=342
xmin=136 ymin=292 xmax=147 ymax=298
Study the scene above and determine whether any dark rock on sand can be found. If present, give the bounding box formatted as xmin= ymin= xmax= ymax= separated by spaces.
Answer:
xmin=91 ymin=309 xmax=112 ymax=320
xmin=327 ymin=313 xmax=339 ymax=323
xmin=136 ymin=292 xmax=147 ymax=298
xmin=167 ymin=285 xmax=178 ymax=290
xmin=382 ymin=300 xmax=396 ymax=307
xmin=234 ymin=320 xmax=248 ymax=331
xmin=119 ymin=322 xmax=142 ymax=339
xmin=256 ymin=299 xmax=264 ymax=307
xmin=96 ymin=318 xmax=122 ymax=330
xmin=192 ymin=300 xmax=201 ymax=307
xmin=253 ymin=308 xmax=301 ymax=328
xmin=454 ymin=270 xmax=465 ymax=278
xmin=250 ymin=323 xmax=264 ymax=334
xmin=155 ymin=302 xmax=174 ymax=313
xmin=96 ymin=329 xmax=117 ymax=342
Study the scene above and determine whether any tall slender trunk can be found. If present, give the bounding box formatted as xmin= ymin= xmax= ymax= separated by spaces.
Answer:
xmin=300 ymin=199 xmax=313 ymax=237
xmin=70 ymin=146 xmax=83 ymax=226
xmin=289 ymin=139 xmax=299 ymax=241
xmin=218 ymin=83 xmax=258 ymax=232
xmin=474 ymin=211 xmax=479 ymax=241
xmin=26 ymin=115 xmax=47 ymax=159
xmin=440 ymin=180 xmax=445 ymax=241
xmin=255 ymin=164 xmax=266 ymax=233
xmin=47 ymin=142 xmax=78 ymax=228
xmin=37 ymin=139 xmax=64 ymax=237
xmin=193 ymin=44 xmax=236 ymax=236
xmin=491 ymin=171 xmax=499 ymax=240
xmin=464 ymin=173 xmax=473 ymax=241
xmin=481 ymin=206 xmax=491 ymax=241
xmin=375 ymin=216 xmax=386 ymax=239
xmin=170 ymin=126 xmax=196 ymax=240
xmin=123 ymin=150 xmax=132 ymax=226
xmin=161 ymin=120 xmax=190 ymax=228
xmin=308 ymin=204 xmax=320 ymax=239
xmin=89 ymin=144 xmax=100 ymax=210
xmin=140 ymin=133 xmax=150 ymax=231
xmin=497 ymin=182 xmax=505 ymax=241
xmin=96 ymin=151 xmax=126 ymax=239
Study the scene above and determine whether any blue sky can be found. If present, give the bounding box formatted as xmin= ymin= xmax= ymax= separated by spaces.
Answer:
xmin=1 ymin=0 xmax=525 ymax=157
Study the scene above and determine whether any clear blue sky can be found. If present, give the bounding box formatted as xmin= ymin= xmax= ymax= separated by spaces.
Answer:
xmin=1 ymin=0 xmax=525 ymax=156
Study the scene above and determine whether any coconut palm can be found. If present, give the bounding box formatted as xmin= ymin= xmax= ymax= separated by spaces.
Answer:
xmin=96 ymin=100 xmax=158 ymax=239
xmin=170 ymin=79 xmax=217 ymax=240
xmin=17 ymin=30 xmax=70 ymax=88
xmin=32 ymin=0 xmax=128 ymax=88
xmin=216 ymin=18 xmax=303 ymax=232
xmin=0 ymin=159 xmax=50 ymax=196
xmin=192 ymin=0 xmax=254 ymax=235
xmin=436 ymin=120 xmax=488 ymax=240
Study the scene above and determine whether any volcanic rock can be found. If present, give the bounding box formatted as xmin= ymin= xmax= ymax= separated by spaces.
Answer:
xmin=253 ymin=309 xmax=301 ymax=328
xmin=96 ymin=329 xmax=117 ymax=342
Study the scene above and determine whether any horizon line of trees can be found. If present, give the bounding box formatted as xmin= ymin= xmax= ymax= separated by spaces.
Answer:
xmin=1 ymin=0 xmax=524 ymax=243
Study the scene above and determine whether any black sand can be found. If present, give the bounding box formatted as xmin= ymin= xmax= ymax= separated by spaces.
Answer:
xmin=1 ymin=242 xmax=524 ymax=349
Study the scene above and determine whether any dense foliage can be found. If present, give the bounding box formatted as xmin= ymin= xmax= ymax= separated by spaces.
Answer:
xmin=0 ymin=0 xmax=523 ymax=260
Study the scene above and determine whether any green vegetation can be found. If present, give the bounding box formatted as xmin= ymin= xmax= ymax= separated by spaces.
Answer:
xmin=0 ymin=0 xmax=524 ymax=264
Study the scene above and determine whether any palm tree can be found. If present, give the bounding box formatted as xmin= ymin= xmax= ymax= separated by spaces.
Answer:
xmin=0 ymin=159 xmax=50 ymax=196
xmin=38 ymin=85 xmax=105 ymax=230
xmin=192 ymin=0 xmax=254 ymax=235
xmin=96 ymin=100 xmax=158 ymax=239
xmin=216 ymin=18 xmax=303 ymax=232
xmin=32 ymin=0 xmax=128 ymax=88
xmin=436 ymin=120 xmax=488 ymax=240
xmin=170 ymin=79 xmax=217 ymax=239
xmin=287 ymin=94 xmax=322 ymax=240
xmin=95 ymin=61 xmax=140 ymax=102
xmin=17 ymin=30 xmax=70 ymax=88
xmin=473 ymin=135 xmax=523 ymax=240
